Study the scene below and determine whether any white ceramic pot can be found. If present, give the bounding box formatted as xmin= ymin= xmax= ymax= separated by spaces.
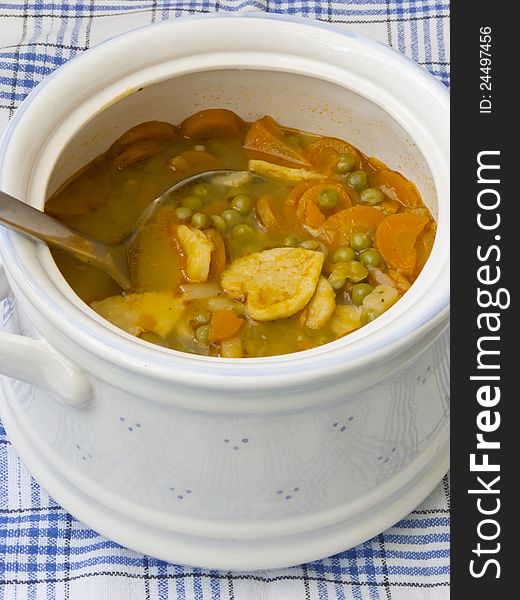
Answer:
xmin=0 ymin=15 xmax=449 ymax=570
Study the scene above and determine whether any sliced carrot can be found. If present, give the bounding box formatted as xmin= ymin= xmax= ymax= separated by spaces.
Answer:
xmin=307 ymin=136 xmax=360 ymax=157
xmin=320 ymin=205 xmax=385 ymax=245
xmin=299 ymin=182 xmax=352 ymax=213
xmin=287 ymin=181 xmax=351 ymax=230
xmin=169 ymin=150 xmax=220 ymax=174
xmin=256 ymin=195 xmax=284 ymax=232
xmin=284 ymin=181 xmax=318 ymax=225
xmin=296 ymin=194 xmax=325 ymax=229
xmin=285 ymin=180 xmax=320 ymax=206
xmin=381 ymin=199 xmax=401 ymax=215
xmin=205 ymin=229 xmax=227 ymax=277
xmin=366 ymin=156 xmax=386 ymax=171
xmin=375 ymin=213 xmax=430 ymax=277
xmin=108 ymin=121 xmax=177 ymax=156
xmin=306 ymin=137 xmax=361 ymax=171
xmin=308 ymin=147 xmax=341 ymax=174
xmin=243 ymin=116 xmax=311 ymax=167
xmin=370 ymin=168 xmax=423 ymax=209
xmin=111 ymin=140 xmax=162 ymax=170
xmin=208 ymin=309 xmax=244 ymax=342
xmin=414 ymin=222 xmax=436 ymax=277
xmin=180 ymin=109 xmax=244 ymax=139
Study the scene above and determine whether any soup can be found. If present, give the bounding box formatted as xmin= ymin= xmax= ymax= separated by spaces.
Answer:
xmin=46 ymin=109 xmax=436 ymax=358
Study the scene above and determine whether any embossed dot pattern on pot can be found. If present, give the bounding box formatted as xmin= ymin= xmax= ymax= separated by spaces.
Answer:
xmin=170 ymin=486 xmax=194 ymax=500
xmin=276 ymin=487 xmax=301 ymax=500
xmin=378 ymin=446 xmax=398 ymax=464
xmin=119 ymin=416 xmax=142 ymax=432
xmin=332 ymin=416 xmax=354 ymax=432
xmin=75 ymin=443 xmax=93 ymax=462
xmin=224 ymin=437 xmax=249 ymax=451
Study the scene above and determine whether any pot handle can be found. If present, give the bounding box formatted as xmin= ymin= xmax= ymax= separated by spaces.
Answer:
xmin=0 ymin=258 xmax=91 ymax=407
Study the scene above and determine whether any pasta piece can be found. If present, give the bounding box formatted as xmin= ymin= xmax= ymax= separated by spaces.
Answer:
xmin=248 ymin=159 xmax=324 ymax=182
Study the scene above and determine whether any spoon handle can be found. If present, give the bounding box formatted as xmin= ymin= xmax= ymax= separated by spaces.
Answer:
xmin=0 ymin=190 xmax=107 ymax=259
xmin=0 ymin=191 xmax=131 ymax=290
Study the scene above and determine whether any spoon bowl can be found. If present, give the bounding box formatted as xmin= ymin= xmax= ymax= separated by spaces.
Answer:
xmin=0 ymin=169 xmax=265 ymax=290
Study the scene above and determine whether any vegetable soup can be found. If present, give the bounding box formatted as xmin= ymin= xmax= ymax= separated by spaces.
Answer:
xmin=45 ymin=109 xmax=436 ymax=357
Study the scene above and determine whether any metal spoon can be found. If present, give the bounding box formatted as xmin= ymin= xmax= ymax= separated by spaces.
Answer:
xmin=0 ymin=170 xmax=264 ymax=291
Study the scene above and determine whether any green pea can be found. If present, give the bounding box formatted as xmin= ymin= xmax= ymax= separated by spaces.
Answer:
xmin=222 ymin=209 xmax=242 ymax=228
xmin=333 ymin=246 xmax=356 ymax=263
xmin=360 ymin=308 xmax=380 ymax=325
xmin=283 ymin=235 xmax=300 ymax=248
xmin=351 ymin=283 xmax=374 ymax=306
xmin=350 ymin=231 xmax=371 ymax=251
xmin=359 ymin=187 xmax=384 ymax=206
xmin=329 ymin=260 xmax=367 ymax=285
xmin=195 ymin=324 xmax=210 ymax=344
xmin=317 ymin=188 xmax=339 ymax=209
xmin=231 ymin=194 xmax=253 ymax=214
xmin=328 ymin=271 xmax=347 ymax=290
xmin=344 ymin=260 xmax=369 ymax=282
xmin=210 ymin=214 xmax=227 ymax=231
xmin=193 ymin=311 xmax=211 ymax=326
xmin=182 ymin=195 xmax=203 ymax=210
xmin=175 ymin=206 xmax=193 ymax=221
xmin=193 ymin=182 xmax=212 ymax=199
xmin=360 ymin=248 xmax=383 ymax=267
xmin=233 ymin=224 xmax=254 ymax=237
xmin=191 ymin=212 xmax=210 ymax=228
xmin=300 ymin=240 xmax=322 ymax=251
xmin=336 ymin=152 xmax=356 ymax=174
xmin=346 ymin=170 xmax=367 ymax=191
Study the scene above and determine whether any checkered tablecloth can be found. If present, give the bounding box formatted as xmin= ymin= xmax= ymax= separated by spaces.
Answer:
xmin=0 ymin=1 xmax=450 ymax=598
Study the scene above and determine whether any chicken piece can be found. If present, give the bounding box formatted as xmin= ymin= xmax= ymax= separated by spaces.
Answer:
xmin=221 ymin=247 xmax=324 ymax=321
xmin=91 ymin=292 xmax=184 ymax=338
xmin=328 ymin=304 xmax=362 ymax=337
xmin=248 ymin=159 xmax=325 ymax=182
xmin=303 ymin=277 xmax=336 ymax=330
xmin=175 ymin=225 xmax=214 ymax=282
xmin=362 ymin=285 xmax=399 ymax=314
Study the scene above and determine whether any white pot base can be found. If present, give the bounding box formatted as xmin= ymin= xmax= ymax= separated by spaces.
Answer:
xmin=1 ymin=376 xmax=448 ymax=571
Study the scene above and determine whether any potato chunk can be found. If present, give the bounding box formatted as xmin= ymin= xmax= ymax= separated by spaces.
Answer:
xmin=91 ymin=292 xmax=184 ymax=338
xmin=303 ymin=277 xmax=336 ymax=330
xmin=221 ymin=247 xmax=324 ymax=321
xmin=362 ymin=285 xmax=399 ymax=314
xmin=175 ymin=225 xmax=214 ymax=282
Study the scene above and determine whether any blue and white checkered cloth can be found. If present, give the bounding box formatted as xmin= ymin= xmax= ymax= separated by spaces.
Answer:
xmin=0 ymin=1 xmax=449 ymax=598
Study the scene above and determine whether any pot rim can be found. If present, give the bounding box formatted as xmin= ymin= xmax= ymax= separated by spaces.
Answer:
xmin=0 ymin=14 xmax=450 ymax=391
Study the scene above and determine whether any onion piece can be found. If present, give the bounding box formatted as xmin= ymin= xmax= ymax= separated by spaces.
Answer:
xmin=180 ymin=282 xmax=221 ymax=301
